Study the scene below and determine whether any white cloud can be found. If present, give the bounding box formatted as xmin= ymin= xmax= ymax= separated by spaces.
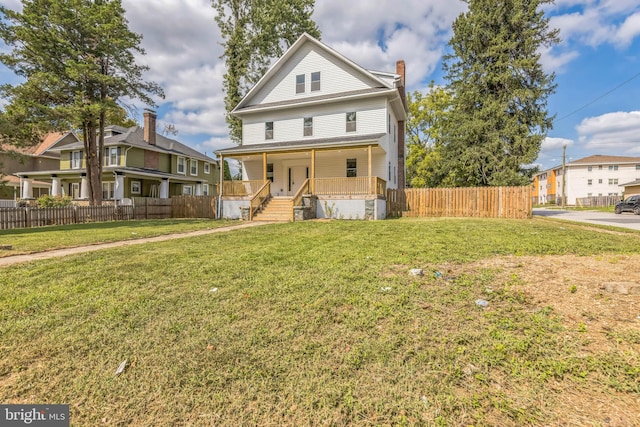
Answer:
xmin=576 ymin=111 xmax=640 ymax=153
xmin=542 ymin=137 xmax=575 ymax=151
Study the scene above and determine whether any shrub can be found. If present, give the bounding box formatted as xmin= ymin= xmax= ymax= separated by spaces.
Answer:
xmin=36 ymin=194 xmax=73 ymax=208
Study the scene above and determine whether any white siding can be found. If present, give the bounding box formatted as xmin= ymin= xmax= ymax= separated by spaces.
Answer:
xmin=250 ymin=44 xmax=385 ymax=106
xmin=242 ymin=97 xmax=388 ymax=145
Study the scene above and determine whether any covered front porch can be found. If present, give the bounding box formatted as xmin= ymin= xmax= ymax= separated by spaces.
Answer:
xmin=217 ymin=142 xmax=389 ymax=221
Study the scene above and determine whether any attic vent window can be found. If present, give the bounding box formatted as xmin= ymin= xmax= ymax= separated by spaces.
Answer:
xmin=311 ymin=72 xmax=320 ymax=91
xmin=296 ymin=74 xmax=305 ymax=94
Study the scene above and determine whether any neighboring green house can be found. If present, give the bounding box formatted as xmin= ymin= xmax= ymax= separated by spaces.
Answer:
xmin=1 ymin=132 xmax=72 ymax=202
xmin=16 ymin=111 xmax=219 ymax=202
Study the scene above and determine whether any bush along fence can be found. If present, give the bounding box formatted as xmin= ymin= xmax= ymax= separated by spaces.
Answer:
xmin=387 ymin=186 xmax=532 ymax=219
xmin=0 ymin=196 xmax=217 ymax=230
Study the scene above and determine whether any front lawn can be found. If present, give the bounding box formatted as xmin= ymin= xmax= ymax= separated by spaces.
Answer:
xmin=0 ymin=219 xmax=233 ymax=257
xmin=1 ymin=218 xmax=639 ymax=425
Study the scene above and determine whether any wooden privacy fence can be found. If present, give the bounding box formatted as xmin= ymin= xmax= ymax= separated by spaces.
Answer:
xmin=131 ymin=196 xmax=216 ymax=220
xmin=575 ymin=195 xmax=620 ymax=208
xmin=387 ymin=186 xmax=532 ymax=219
xmin=0 ymin=205 xmax=134 ymax=230
xmin=0 ymin=196 xmax=217 ymax=230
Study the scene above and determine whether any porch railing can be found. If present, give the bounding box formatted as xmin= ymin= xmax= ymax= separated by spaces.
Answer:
xmin=249 ymin=181 xmax=271 ymax=220
xmin=221 ymin=177 xmax=386 ymax=198
xmin=220 ymin=180 xmax=265 ymax=196
xmin=313 ymin=177 xmax=386 ymax=196
xmin=291 ymin=179 xmax=310 ymax=214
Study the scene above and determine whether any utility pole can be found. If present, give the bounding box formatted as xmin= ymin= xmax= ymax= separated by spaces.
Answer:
xmin=561 ymin=145 xmax=566 ymax=209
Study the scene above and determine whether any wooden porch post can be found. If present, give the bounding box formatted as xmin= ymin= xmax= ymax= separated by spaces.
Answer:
xmin=262 ymin=153 xmax=267 ymax=183
xmin=311 ymin=149 xmax=316 ymax=194
xmin=368 ymin=145 xmax=372 ymax=194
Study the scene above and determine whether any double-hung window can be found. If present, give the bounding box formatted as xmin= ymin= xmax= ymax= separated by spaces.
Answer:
xmin=190 ymin=159 xmax=198 ymax=176
xmin=296 ymin=74 xmax=305 ymax=93
xmin=265 ymin=122 xmax=274 ymax=140
xmin=311 ymin=72 xmax=320 ymax=91
xmin=346 ymin=158 xmax=357 ymax=177
xmin=177 ymin=157 xmax=186 ymax=174
xmin=304 ymin=117 xmax=313 ymax=136
xmin=102 ymin=182 xmax=115 ymax=200
xmin=204 ymin=162 xmax=210 ymax=174
xmin=71 ymin=151 xmax=82 ymax=169
xmin=104 ymin=147 xmax=121 ymax=166
xmin=346 ymin=112 xmax=356 ymax=132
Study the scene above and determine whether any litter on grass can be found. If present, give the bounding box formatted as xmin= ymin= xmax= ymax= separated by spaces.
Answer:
xmin=115 ymin=360 xmax=127 ymax=376
xmin=409 ymin=268 xmax=424 ymax=277
xmin=209 ymin=288 xmax=219 ymax=293
xmin=475 ymin=299 xmax=489 ymax=308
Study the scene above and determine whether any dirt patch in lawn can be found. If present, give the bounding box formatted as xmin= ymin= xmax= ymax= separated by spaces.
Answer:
xmin=435 ymin=254 xmax=640 ymax=426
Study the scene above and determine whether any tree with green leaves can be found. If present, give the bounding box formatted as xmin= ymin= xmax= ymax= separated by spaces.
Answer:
xmin=213 ymin=0 xmax=320 ymax=143
xmin=405 ymin=83 xmax=453 ymax=187
xmin=441 ymin=0 xmax=558 ymax=186
xmin=0 ymin=0 xmax=163 ymax=205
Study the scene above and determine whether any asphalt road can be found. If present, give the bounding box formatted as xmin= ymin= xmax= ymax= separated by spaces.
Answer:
xmin=533 ymin=208 xmax=640 ymax=231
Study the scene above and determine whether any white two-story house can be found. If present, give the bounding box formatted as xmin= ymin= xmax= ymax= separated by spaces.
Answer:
xmin=216 ymin=33 xmax=407 ymax=221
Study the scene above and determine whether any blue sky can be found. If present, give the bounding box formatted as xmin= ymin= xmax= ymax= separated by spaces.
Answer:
xmin=1 ymin=0 xmax=639 ymax=173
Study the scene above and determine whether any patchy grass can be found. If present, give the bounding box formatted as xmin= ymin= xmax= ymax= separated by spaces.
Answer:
xmin=0 ymin=218 xmax=639 ymax=426
xmin=0 ymin=219 xmax=233 ymax=257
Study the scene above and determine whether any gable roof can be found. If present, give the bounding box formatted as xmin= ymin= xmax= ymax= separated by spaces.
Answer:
xmin=232 ymin=33 xmax=400 ymax=112
xmin=0 ymin=131 xmax=78 ymax=159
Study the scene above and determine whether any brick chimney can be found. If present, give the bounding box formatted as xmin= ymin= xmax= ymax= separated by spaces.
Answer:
xmin=143 ymin=109 xmax=156 ymax=145
xmin=396 ymin=60 xmax=406 ymax=189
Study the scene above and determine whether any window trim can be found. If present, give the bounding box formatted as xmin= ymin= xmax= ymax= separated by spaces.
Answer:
xmin=131 ymin=180 xmax=141 ymax=194
xmin=311 ymin=71 xmax=320 ymax=91
xmin=265 ymin=121 xmax=274 ymax=140
xmin=71 ymin=151 xmax=82 ymax=169
xmin=346 ymin=158 xmax=357 ymax=177
xmin=296 ymin=74 xmax=305 ymax=94
xmin=304 ymin=117 xmax=313 ymax=137
xmin=177 ymin=156 xmax=186 ymax=175
xmin=346 ymin=112 xmax=356 ymax=132
xmin=182 ymin=185 xmax=193 ymax=195
xmin=190 ymin=159 xmax=198 ymax=176
xmin=203 ymin=184 xmax=209 ymax=196
xmin=204 ymin=162 xmax=210 ymax=174
xmin=267 ymin=163 xmax=274 ymax=182
xmin=102 ymin=181 xmax=115 ymax=200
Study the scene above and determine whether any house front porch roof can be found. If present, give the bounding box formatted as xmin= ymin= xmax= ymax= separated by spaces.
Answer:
xmin=16 ymin=166 xmax=207 ymax=183
xmin=216 ymin=133 xmax=387 ymax=157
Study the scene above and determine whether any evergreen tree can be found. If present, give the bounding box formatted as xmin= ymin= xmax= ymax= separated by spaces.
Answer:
xmin=0 ymin=0 xmax=163 ymax=205
xmin=213 ymin=0 xmax=320 ymax=143
xmin=442 ymin=0 xmax=558 ymax=186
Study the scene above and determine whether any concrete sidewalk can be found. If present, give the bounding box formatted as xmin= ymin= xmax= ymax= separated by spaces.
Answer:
xmin=0 ymin=221 xmax=274 ymax=268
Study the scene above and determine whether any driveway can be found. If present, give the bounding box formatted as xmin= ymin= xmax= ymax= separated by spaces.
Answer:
xmin=533 ymin=208 xmax=640 ymax=231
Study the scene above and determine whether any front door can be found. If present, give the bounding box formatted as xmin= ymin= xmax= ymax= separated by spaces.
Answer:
xmin=287 ymin=166 xmax=308 ymax=196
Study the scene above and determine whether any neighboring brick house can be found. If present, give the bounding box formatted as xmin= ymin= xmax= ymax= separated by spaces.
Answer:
xmin=216 ymin=33 xmax=407 ymax=220
xmin=16 ymin=111 xmax=219 ymax=202
xmin=533 ymin=155 xmax=640 ymax=205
